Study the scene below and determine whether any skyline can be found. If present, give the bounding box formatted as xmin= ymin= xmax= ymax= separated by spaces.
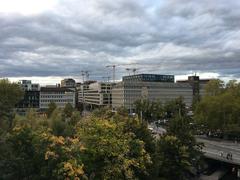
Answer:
xmin=1 ymin=0 xmax=240 ymax=84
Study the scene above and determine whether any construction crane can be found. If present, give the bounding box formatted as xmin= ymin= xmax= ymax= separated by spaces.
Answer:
xmin=106 ymin=63 xmax=138 ymax=82
xmin=106 ymin=65 xmax=117 ymax=83
xmin=126 ymin=68 xmax=139 ymax=76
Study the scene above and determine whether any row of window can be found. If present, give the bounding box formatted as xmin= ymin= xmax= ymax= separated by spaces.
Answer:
xmin=40 ymin=95 xmax=74 ymax=98
xmin=40 ymin=99 xmax=73 ymax=103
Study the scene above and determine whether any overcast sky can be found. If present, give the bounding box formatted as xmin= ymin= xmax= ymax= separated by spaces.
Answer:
xmin=0 ymin=0 xmax=240 ymax=85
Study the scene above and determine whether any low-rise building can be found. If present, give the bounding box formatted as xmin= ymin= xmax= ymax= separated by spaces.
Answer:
xmin=18 ymin=80 xmax=40 ymax=91
xmin=40 ymin=87 xmax=76 ymax=109
xmin=16 ymin=80 xmax=40 ymax=114
xmin=177 ymin=75 xmax=212 ymax=101
xmin=112 ymin=74 xmax=193 ymax=111
xmin=78 ymin=82 xmax=113 ymax=107
xmin=61 ymin=78 xmax=76 ymax=88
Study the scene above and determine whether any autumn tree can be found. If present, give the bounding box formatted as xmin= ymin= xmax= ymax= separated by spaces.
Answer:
xmin=77 ymin=117 xmax=151 ymax=179
xmin=63 ymin=103 xmax=74 ymax=118
xmin=0 ymin=79 xmax=23 ymax=131
xmin=46 ymin=102 xmax=57 ymax=118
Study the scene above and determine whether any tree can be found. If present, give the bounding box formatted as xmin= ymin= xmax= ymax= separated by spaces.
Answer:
xmin=168 ymin=115 xmax=203 ymax=172
xmin=63 ymin=103 xmax=74 ymax=118
xmin=0 ymin=79 xmax=23 ymax=130
xmin=204 ymin=79 xmax=224 ymax=96
xmin=77 ymin=118 xmax=151 ymax=179
xmin=46 ymin=102 xmax=57 ymax=118
xmin=164 ymin=96 xmax=187 ymax=118
xmin=0 ymin=126 xmax=86 ymax=180
xmin=156 ymin=135 xmax=192 ymax=180
xmin=134 ymin=99 xmax=164 ymax=122
xmin=195 ymin=80 xmax=240 ymax=138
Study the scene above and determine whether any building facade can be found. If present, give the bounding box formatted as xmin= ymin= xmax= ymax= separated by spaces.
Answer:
xmin=61 ymin=78 xmax=76 ymax=88
xmin=40 ymin=87 xmax=76 ymax=109
xmin=177 ymin=75 xmax=212 ymax=102
xmin=78 ymin=82 xmax=113 ymax=107
xmin=112 ymin=74 xmax=195 ymax=111
xmin=18 ymin=80 xmax=40 ymax=91
xmin=16 ymin=80 xmax=40 ymax=114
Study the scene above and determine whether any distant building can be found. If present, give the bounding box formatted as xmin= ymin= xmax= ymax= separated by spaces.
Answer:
xmin=40 ymin=87 xmax=76 ymax=109
xmin=18 ymin=80 xmax=40 ymax=91
xmin=16 ymin=80 xmax=40 ymax=114
xmin=61 ymin=78 xmax=76 ymax=88
xmin=112 ymin=74 xmax=193 ymax=111
xmin=177 ymin=75 xmax=212 ymax=102
xmin=78 ymin=82 xmax=113 ymax=107
xmin=123 ymin=74 xmax=174 ymax=83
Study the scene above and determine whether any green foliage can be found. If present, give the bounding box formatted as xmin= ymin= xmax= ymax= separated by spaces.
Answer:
xmin=46 ymin=102 xmax=57 ymax=118
xmin=156 ymin=135 xmax=192 ymax=180
xmin=204 ymin=79 xmax=224 ymax=96
xmin=0 ymin=126 xmax=85 ymax=180
xmin=77 ymin=115 xmax=152 ymax=180
xmin=134 ymin=99 xmax=164 ymax=122
xmin=164 ymin=96 xmax=187 ymax=118
xmin=0 ymin=79 xmax=23 ymax=130
xmin=168 ymin=115 xmax=203 ymax=172
xmin=63 ymin=103 xmax=74 ymax=118
xmin=195 ymin=80 xmax=240 ymax=134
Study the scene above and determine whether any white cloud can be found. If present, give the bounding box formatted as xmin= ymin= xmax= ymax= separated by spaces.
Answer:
xmin=0 ymin=0 xmax=58 ymax=15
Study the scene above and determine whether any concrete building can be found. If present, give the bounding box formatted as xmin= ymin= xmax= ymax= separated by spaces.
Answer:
xmin=61 ymin=78 xmax=76 ymax=88
xmin=18 ymin=80 xmax=40 ymax=91
xmin=40 ymin=87 xmax=76 ymax=109
xmin=177 ymin=75 xmax=212 ymax=101
xmin=16 ymin=80 xmax=40 ymax=114
xmin=78 ymin=82 xmax=113 ymax=107
xmin=112 ymin=74 xmax=193 ymax=111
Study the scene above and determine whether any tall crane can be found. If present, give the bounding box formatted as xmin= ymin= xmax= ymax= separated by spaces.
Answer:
xmin=106 ymin=65 xmax=116 ymax=83
xmin=106 ymin=63 xmax=138 ymax=82
xmin=126 ymin=68 xmax=139 ymax=75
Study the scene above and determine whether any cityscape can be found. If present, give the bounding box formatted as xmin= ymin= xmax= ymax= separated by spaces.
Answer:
xmin=1 ymin=0 xmax=240 ymax=180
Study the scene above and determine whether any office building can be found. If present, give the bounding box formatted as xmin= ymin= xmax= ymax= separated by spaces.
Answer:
xmin=61 ymin=78 xmax=76 ymax=88
xmin=16 ymin=80 xmax=40 ymax=114
xmin=112 ymin=74 xmax=193 ymax=111
xmin=40 ymin=87 xmax=76 ymax=109
xmin=177 ymin=75 xmax=212 ymax=101
xmin=18 ymin=80 xmax=40 ymax=91
xmin=78 ymin=82 xmax=113 ymax=107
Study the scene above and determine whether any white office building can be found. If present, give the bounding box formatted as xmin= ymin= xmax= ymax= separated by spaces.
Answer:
xmin=40 ymin=87 xmax=76 ymax=109
xmin=78 ymin=82 xmax=113 ymax=107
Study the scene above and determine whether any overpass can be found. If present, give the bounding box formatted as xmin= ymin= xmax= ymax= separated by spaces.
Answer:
xmin=196 ymin=137 xmax=240 ymax=166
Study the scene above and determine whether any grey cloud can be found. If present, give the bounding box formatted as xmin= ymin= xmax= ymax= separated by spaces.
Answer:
xmin=0 ymin=0 xmax=240 ymax=82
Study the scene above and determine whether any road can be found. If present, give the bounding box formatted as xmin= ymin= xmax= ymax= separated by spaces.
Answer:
xmin=196 ymin=137 xmax=240 ymax=165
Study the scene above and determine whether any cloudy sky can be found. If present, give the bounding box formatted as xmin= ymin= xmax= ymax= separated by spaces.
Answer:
xmin=0 ymin=0 xmax=240 ymax=85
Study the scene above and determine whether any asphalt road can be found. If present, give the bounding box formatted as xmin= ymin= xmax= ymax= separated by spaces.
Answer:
xmin=196 ymin=137 xmax=240 ymax=165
